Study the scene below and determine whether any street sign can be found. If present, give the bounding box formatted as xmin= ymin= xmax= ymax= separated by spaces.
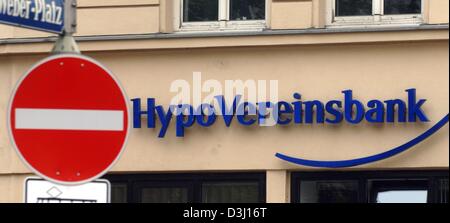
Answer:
xmin=8 ymin=54 xmax=130 ymax=185
xmin=0 ymin=0 xmax=76 ymax=34
xmin=25 ymin=177 xmax=110 ymax=203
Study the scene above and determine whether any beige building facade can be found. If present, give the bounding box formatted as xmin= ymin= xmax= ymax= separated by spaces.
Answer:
xmin=0 ymin=0 xmax=448 ymax=203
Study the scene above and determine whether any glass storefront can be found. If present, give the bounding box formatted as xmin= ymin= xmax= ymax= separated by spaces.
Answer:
xmin=107 ymin=173 xmax=266 ymax=203
xmin=292 ymin=171 xmax=449 ymax=203
xmin=107 ymin=171 xmax=448 ymax=203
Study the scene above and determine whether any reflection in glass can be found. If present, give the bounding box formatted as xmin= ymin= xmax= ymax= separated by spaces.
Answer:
xmin=336 ymin=0 xmax=372 ymax=16
xmin=384 ymin=0 xmax=421 ymax=15
xmin=183 ymin=0 xmax=219 ymax=22
xmin=377 ymin=190 xmax=427 ymax=203
xmin=141 ymin=187 xmax=188 ymax=203
xmin=369 ymin=179 xmax=428 ymax=203
xmin=202 ymin=182 xmax=259 ymax=203
xmin=230 ymin=0 xmax=265 ymax=20
xmin=111 ymin=183 xmax=127 ymax=203
xmin=300 ymin=181 xmax=359 ymax=203
xmin=439 ymin=179 xmax=449 ymax=203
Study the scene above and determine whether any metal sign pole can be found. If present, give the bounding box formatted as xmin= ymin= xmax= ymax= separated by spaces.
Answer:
xmin=52 ymin=0 xmax=79 ymax=54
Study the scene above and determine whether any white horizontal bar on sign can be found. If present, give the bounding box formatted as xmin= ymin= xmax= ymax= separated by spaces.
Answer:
xmin=15 ymin=109 xmax=124 ymax=131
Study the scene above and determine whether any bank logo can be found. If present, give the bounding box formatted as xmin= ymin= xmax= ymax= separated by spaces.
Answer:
xmin=132 ymin=73 xmax=449 ymax=168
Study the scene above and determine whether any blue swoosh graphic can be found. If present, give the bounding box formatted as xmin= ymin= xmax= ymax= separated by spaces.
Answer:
xmin=275 ymin=114 xmax=449 ymax=168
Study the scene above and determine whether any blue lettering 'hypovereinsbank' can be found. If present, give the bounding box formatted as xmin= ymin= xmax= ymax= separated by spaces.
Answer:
xmin=132 ymin=88 xmax=429 ymax=138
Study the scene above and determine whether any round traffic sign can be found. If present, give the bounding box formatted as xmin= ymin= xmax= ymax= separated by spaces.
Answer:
xmin=7 ymin=54 xmax=130 ymax=185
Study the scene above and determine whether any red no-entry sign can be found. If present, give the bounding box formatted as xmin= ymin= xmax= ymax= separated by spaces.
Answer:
xmin=7 ymin=54 xmax=130 ymax=185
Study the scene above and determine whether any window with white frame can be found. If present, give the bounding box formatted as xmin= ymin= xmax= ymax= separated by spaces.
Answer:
xmin=176 ymin=0 xmax=267 ymax=31
xmin=328 ymin=0 xmax=423 ymax=26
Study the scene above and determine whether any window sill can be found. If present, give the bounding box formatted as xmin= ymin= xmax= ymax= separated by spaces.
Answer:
xmin=176 ymin=27 xmax=266 ymax=34
xmin=326 ymin=23 xmax=422 ymax=30
xmin=176 ymin=21 xmax=266 ymax=33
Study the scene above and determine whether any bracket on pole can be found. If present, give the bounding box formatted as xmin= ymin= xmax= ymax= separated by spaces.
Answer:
xmin=52 ymin=0 xmax=79 ymax=54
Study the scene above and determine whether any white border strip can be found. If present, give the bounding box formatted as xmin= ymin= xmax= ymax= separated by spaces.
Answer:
xmin=15 ymin=108 xmax=124 ymax=131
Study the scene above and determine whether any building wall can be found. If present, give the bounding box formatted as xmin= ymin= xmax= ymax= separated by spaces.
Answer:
xmin=0 ymin=0 xmax=448 ymax=203
xmin=1 ymin=0 xmax=449 ymax=38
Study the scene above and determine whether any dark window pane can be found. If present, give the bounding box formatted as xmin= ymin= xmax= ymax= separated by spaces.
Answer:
xmin=202 ymin=182 xmax=260 ymax=203
xmin=111 ymin=183 xmax=127 ymax=203
xmin=369 ymin=179 xmax=428 ymax=203
xmin=141 ymin=187 xmax=188 ymax=203
xmin=439 ymin=179 xmax=449 ymax=203
xmin=336 ymin=0 xmax=372 ymax=16
xmin=183 ymin=0 xmax=219 ymax=22
xmin=300 ymin=181 xmax=359 ymax=203
xmin=230 ymin=0 xmax=265 ymax=20
xmin=384 ymin=0 xmax=421 ymax=15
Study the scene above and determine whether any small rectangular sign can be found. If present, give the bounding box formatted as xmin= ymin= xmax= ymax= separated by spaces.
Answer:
xmin=0 ymin=0 xmax=65 ymax=34
xmin=25 ymin=178 xmax=111 ymax=203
